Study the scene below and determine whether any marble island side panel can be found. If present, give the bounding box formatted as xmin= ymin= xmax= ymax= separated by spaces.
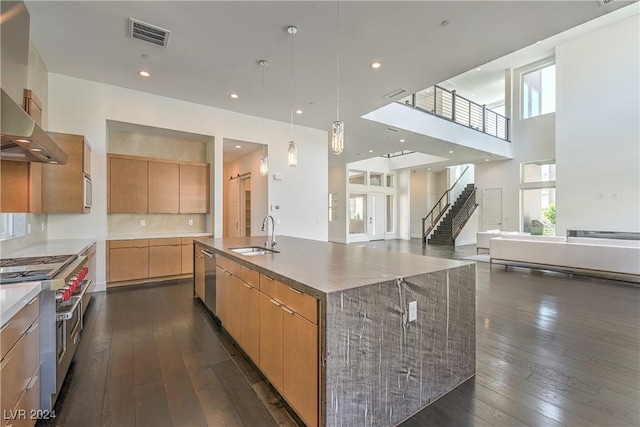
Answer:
xmin=324 ymin=264 xmax=476 ymax=427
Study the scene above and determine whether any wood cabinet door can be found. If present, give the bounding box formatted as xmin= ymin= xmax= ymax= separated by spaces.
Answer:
xmin=108 ymin=247 xmax=149 ymax=282
xmin=259 ymin=293 xmax=284 ymax=392
xmin=108 ymin=157 xmax=147 ymax=213
xmin=283 ymin=312 xmax=319 ymax=427
xmin=215 ymin=266 xmax=229 ymax=324
xmin=42 ymin=133 xmax=84 ymax=213
xmin=1 ymin=160 xmax=29 ymax=212
xmin=148 ymin=161 xmax=179 ymax=213
xmin=83 ymin=142 xmax=91 ymax=177
xmin=181 ymin=244 xmax=193 ymax=275
xmin=237 ymin=282 xmax=260 ymax=364
xmin=195 ymin=250 xmax=205 ymax=301
xmin=149 ymin=244 xmax=182 ymax=277
xmin=179 ymin=164 xmax=209 ymax=213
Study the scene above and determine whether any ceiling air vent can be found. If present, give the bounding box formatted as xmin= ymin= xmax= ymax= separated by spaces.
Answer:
xmin=598 ymin=0 xmax=614 ymax=5
xmin=128 ymin=18 xmax=171 ymax=48
xmin=383 ymin=88 xmax=408 ymax=99
xmin=385 ymin=127 xmax=399 ymax=133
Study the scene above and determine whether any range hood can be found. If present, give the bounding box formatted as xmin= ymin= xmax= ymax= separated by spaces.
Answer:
xmin=1 ymin=0 xmax=67 ymax=164
xmin=1 ymin=89 xmax=68 ymax=164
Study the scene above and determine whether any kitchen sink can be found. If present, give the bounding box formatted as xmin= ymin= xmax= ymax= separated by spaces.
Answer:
xmin=230 ymin=246 xmax=279 ymax=256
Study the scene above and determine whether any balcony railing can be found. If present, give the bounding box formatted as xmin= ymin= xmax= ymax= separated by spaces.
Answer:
xmin=399 ymin=85 xmax=510 ymax=141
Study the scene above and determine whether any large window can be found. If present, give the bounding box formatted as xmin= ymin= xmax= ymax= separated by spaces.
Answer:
xmin=521 ymin=161 xmax=556 ymax=236
xmin=522 ymin=63 xmax=556 ymax=119
xmin=348 ymin=170 xmax=365 ymax=185
xmin=348 ymin=194 xmax=366 ymax=234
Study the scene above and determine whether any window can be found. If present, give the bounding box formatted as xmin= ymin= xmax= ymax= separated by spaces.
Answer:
xmin=348 ymin=194 xmax=366 ymax=234
xmin=522 ymin=63 xmax=556 ymax=119
xmin=348 ymin=170 xmax=365 ymax=185
xmin=521 ymin=161 xmax=556 ymax=236
xmin=386 ymin=174 xmax=394 ymax=188
xmin=0 ymin=213 xmax=27 ymax=241
xmin=369 ymin=172 xmax=383 ymax=187
xmin=386 ymin=195 xmax=393 ymax=233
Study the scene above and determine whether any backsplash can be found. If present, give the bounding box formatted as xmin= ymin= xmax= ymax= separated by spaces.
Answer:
xmin=108 ymin=214 xmax=207 ymax=236
xmin=108 ymin=130 xmax=206 ymax=163
xmin=0 ymin=213 xmax=47 ymax=256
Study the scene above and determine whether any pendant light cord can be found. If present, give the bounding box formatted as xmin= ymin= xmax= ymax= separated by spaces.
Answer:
xmin=262 ymin=61 xmax=266 ymax=156
xmin=336 ymin=0 xmax=340 ymax=122
xmin=290 ymin=27 xmax=295 ymax=140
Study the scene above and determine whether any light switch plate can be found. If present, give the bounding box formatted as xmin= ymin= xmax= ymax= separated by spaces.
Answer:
xmin=188 ymin=219 xmax=193 ymax=226
xmin=140 ymin=220 xmax=146 ymax=227
xmin=408 ymin=301 xmax=417 ymax=322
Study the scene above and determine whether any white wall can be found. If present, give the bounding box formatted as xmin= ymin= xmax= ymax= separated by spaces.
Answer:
xmin=46 ymin=74 xmax=328 ymax=291
xmin=328 ymin=164 xmax=347 ymax=244
xmin=397 ymin=169 xmax=411 ymax=240
xmin=409 ymin=170 xmax=429 ymax=238
xmin=555 ymin=15 xmax=640 ymax=234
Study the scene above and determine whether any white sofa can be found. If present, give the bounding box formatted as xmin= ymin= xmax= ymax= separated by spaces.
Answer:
xmin=476 ymin=230 xmax=531 ymax=253
xmin=489 ymin=235 xmax=640 ymax=282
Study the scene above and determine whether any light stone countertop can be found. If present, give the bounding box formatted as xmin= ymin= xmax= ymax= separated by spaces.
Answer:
xmin=194 ymin=236 xmax=471 ymax=299
xmin=107 ymin=232 xmax=212 ymax=241
xmin=1 ymin=238 xmax=96 ymax=258
xmin=0 ymin=282 xmax=42 ymax=328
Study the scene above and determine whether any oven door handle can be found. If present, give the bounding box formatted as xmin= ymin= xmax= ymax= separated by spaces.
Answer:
xmin=56 ymin=296 xmax=82 ymax=321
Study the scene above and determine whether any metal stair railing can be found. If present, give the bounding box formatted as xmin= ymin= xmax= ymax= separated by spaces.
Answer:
xmin=421 ymin=166 xmax=470 ymax=247
xmin=452 ymin=187 xmax=478 ymax=241
xmin=400 ymin=85 xmax=510 ymax=141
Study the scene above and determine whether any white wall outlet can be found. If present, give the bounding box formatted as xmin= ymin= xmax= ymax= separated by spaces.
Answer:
xmin=27 ymin=223 xmax=31 ymax=234
xmin=188 ymin=219 xmax=194 ymax=226
xmin=140 ymin=219 xmax=146 ymax=227
xmin=408 ymin=301 xmax=417 ymax=322
xmin=41 ymin=222 xmax=45 ymax=232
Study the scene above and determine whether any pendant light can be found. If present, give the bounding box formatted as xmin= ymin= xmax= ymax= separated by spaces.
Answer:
xmin=287 ymin=25 xmax=298 ymax=167
xmin=331 ymin=1 xmax=344 ymax=155
xmin=258 ymin=59 xmax=269 ymax=176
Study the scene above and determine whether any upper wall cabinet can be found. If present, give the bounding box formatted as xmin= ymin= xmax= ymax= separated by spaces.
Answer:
xmin=108 ymin=156 xmax=148 ymax=213
xmin=41 ymin=132 xmax=92 ymax=214
xmin=179 ymin=164 xmax=209 ymax=214
xmin=108 ymin=154 xmax=209 ymax=214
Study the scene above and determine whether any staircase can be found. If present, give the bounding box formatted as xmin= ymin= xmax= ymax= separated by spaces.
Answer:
xmin=428 ymin=183 xmax=478 ymax=246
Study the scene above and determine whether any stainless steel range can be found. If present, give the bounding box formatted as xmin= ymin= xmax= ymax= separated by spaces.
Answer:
xmin=0 ymin=253 xmax=92 ymax=411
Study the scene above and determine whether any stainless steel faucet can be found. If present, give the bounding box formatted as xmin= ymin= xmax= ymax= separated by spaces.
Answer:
xmin=261 ymin=215 xmax=276 ymax=249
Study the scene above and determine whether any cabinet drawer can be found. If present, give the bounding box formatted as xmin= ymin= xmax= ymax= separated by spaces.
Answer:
xmin=1 ymin=296 xmax=39 ymax=361
xmin=9 ymin=366 xmax=40 ymax=427
xmin=217 ymin=256 xmax=241 ymax=277
xmin=149 ymin=245 xmax=182 ymax=277
xmin=109 ymin=247 xmax=149 ymax=282
xmin=260 ymin=275 xmax=318 ymax=324
xmin=149 ymin=237 xmax=182 ymax=247
xmin=1 ymin=319 xmax=39 ymax=421
xmin=109 ymin=239 xmax=148 ymax=249
xmin=238 ymin=264 xmax=260 ymax=289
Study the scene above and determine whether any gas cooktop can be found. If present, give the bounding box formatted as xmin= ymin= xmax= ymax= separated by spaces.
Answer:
xmin=0 ymin=254 xmax=77 ymax=284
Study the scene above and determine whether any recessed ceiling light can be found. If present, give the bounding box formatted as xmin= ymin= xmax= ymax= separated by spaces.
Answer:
xmin=370 ymin=62 xmax=382 ymax=69
xmin=400 ymin=139 xmax=405 ymax=142
xmin=296 ymin=109 xmax=303 ymax=115
xmin=449 ymin=150 xmax=454 ymax=154
xmin=428 ymin=168 xmax=432 ymax=171
xmin=485 ymin=159 xmax=490 ymax=162
xmin=368 ymin=150 xmax=374 ymax=153
xmin=29 ymin=148 xmax=42 ymax=152
xmin=230 ymin=93 xmax=239 ymax=99
xmin=138 ymin=70 xmax=150 ymax=77
xmin=235 ymin=145 xmax=242 ymax=149
xmin=536 ymin=40 xmax=542 ymax=44
xmin=476 ymin=68 xmax=481 ymax=72
xmin=16 ymin=139 xmax=30 ymax=143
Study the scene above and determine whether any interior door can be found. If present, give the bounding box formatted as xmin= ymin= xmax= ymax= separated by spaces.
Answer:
xmin=367 ymin=192 xmax=386 ymax=241
xmin=483 ymin=188 xmax=503 ymax=231
xmin=228 ymin=178 xmax=240 ymax=237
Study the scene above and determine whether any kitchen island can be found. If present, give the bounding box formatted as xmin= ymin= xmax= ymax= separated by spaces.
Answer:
xmin=194 ymin=236 xmax=475 ymax=427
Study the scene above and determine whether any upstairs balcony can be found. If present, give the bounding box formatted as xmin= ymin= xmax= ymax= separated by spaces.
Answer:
xmin=399 ymin=85 xmax=509 ymax=141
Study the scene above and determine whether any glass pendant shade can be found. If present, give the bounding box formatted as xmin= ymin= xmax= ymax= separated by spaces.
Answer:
xmin=259 ymin=153 xmax=268 ymax=176
xmin=287 ymin=140 xmax=298 ymax=167
xmin=331 ymin=120 xmax=344 ymax=155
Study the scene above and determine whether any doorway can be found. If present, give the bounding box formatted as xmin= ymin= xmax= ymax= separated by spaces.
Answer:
xmin=482 ymin=188 xmax=502 ymax=231
xmin=367 ymin=192 xmax=386 ymax=241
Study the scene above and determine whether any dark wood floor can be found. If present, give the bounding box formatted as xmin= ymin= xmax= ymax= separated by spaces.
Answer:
xmin=39 ymin=240 xmax=640 ymax=427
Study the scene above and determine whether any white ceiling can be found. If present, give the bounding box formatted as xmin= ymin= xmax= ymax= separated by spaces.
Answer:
xmin=25 ymin=1 xmax=634 ymax=167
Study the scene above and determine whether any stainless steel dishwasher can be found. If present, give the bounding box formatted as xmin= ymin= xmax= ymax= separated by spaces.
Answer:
xmin=194 ymin=243 xmax=217 ymax=316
